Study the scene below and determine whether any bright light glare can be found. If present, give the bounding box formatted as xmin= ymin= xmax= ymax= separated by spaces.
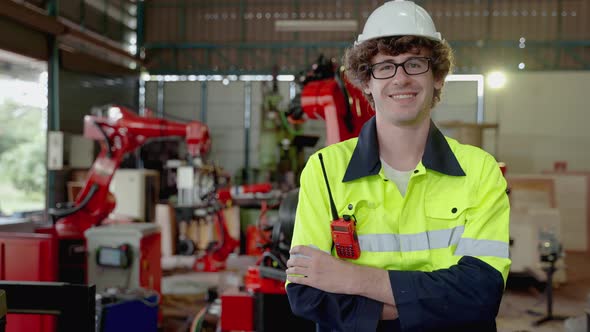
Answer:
xmin=108 ymin=106 xmax=123 ymax=120
xmin=518 ymin=62 xmax=525 ymax=70
xmin=127 ymin=44 xmax=137 ymax=54
xmin=0 ymin=78 xmax=47 ymax=108
xmin=487 ymin=71 xmax=507 ymax=89
xmin=39 ymin=71 xmax=48 ymax=85
xmin=277 ymin=75 xmax=295 ymax=81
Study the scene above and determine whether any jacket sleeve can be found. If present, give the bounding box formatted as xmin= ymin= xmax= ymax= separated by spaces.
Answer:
xmin=389 ymin=256 xmax=504 ymax=331
xmin=391 ymin=153 xmax=510 ymax=331
xmin=287 ymin=283 xmax=383 ymax=331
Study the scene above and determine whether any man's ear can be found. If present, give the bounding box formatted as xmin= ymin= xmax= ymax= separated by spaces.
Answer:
xmin=434 ymin=76 xmax=444 ymax=90
xmin=362 ymin=82 xmax=371 ymax=95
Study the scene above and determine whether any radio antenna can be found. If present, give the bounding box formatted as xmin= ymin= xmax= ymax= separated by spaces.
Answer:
xmin=318 ymin=153 xmax=339 ymax=221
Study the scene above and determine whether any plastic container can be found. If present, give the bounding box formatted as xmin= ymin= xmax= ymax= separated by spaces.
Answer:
xmin=97 ymin=291 xmax=159 ymax=332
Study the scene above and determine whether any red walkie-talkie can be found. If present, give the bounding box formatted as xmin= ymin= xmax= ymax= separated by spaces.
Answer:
xmin=318 ymin=153 xmax=361 ymax=260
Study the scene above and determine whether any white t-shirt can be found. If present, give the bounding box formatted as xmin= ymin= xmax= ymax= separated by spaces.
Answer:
xmin=380 ymin=158 xmax=413 ymax=196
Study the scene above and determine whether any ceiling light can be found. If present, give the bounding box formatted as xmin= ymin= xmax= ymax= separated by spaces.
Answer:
xmin=275 ymin=20 xmax=357 ymax=32
xmin=487 ymin=71 xmax=506 ymax=89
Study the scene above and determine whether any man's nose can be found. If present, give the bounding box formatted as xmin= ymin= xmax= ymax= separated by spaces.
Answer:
xmin=391 ymin=67 xmax=411 ymax=85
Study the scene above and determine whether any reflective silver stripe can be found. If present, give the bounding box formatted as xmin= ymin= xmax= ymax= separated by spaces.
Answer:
xmin=357 ymin=227 xmax=508 ymax=258
xmin=357 ymin=226 xmax=465 ymax=252
xmin=358 ymin=233 xmax=401 ymax=252
xmin=454 ymin=238 xmax=510 ymax=258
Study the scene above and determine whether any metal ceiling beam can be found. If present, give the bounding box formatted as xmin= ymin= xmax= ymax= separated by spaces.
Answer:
xmin=0 ymin=0 xmax=65 ymax=35
xmin=144 ymin=40 xmax=590 ymax=50
xmin=60 ymin=18 xmax=137 ymax=64
xmin=0 ymin=0 xmax=139 ymax=64
xmin=144 ymin=41 xmax=353 ymax=50
xmin=84 ymin=0 xmax=136 ymax=30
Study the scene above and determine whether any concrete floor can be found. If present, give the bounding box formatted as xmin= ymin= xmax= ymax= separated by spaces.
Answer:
xmin=161 ymin=253 xmax=590 ymax=332
xmin=497 ymin=252 xmax=590 ymax=332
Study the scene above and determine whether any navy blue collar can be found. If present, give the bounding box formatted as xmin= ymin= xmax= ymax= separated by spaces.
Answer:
xmin=342 ymin=116 xmax=466 ymax=182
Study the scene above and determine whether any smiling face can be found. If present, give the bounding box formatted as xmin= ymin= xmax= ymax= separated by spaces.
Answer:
xmin=363 ymin=50 xmax=443 ymax=127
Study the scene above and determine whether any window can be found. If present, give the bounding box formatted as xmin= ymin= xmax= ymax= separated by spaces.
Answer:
xmin=0 ymin=50 xmax=47 ymax=216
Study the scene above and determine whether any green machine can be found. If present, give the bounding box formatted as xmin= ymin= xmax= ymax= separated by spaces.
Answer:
xmin=258 ymin=75 xmax=316 ymax=189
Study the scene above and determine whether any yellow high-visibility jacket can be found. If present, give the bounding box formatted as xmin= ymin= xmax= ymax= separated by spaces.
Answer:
xmin=287 ymin=116 xmax=510 ymax=332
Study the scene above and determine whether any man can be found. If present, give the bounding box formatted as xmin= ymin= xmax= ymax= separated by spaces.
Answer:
xmin=285 ymin=1 xmax=511 ymax=331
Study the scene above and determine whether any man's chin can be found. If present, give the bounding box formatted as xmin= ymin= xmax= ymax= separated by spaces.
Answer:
xmin=389 ymin=113 xmax=431 ymax=127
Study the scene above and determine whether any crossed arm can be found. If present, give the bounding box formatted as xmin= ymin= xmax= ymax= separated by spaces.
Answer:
xmin=286 ymin=248 xmax=506 ymax=331
xmin=286 ymin=245 xmax=399 ymax=320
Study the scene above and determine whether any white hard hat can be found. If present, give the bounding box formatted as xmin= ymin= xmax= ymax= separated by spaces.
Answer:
xmin=356 ymin=0 xmax=441 ymax=45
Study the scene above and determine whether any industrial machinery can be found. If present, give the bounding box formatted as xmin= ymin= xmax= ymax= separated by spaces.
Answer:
xmin=85 ymin=223 xmax=162 ymax=293
xmin=0 ymin=105 xmax=212 ymax=332
xmin=41 ymin=105 xmax=210 ymax=284
xmin=218 ymin=189 xmax=315 ymax=332
xmin=287 ymin=55 xmax=375 ymax=145
xmin=173 ymin=161 xmax=245 ymax=273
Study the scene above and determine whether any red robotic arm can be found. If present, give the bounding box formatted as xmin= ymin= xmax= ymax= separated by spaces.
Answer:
xmin=51 ymin=105 xmax=211 ymax=239
xmin=289 ymin=56 xmax=374 ymax=145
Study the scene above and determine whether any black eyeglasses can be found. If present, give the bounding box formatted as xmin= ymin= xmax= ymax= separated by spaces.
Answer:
xmin=369 ymin=57 xmax=432 ymax=80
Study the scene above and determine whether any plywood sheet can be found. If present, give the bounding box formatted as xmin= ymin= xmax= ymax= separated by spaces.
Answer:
xmin=543 ymin=171 xmax=590 ymax=253
xmin=509 ymin=174 xmax=588 ymax=252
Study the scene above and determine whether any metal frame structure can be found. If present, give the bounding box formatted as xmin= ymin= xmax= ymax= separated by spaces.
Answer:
xmin=140 ymin=0 xmax=590 ymax=75
xmin=445 ymin=74 xmax=485 ymax=124
xmin=143 ymin=40 xmax=590 ymax=75
xmin=0 ymin=281 xmax=96 ymax=332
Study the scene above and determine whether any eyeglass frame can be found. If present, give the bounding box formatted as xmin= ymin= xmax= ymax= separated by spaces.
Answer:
xmin=368 ymin=57 xmax=432 ymax=80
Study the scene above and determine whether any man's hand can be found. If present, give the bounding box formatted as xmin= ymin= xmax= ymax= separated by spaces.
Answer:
xmin=286 ymin=245 xmax=356 ymax=294
xmin=286 ymin=245 xmax=397 ymax=307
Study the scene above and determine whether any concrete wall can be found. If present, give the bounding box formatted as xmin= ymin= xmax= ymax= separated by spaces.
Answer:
xmin=432 ymin=72 xmax=590 ymax=175
xmin=484 ymin=71 xmax=590 ymax=173
xmin=206 ymin=81 xmax=246 ymax=174
xmin=162 ymin=82 xmax=202 ymax=121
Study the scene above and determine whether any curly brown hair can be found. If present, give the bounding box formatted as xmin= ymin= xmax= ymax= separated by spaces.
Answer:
xmin=343 ymin=36 xmax=454 ymax=108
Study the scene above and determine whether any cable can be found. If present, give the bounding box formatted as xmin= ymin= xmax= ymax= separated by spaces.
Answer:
xmin=48 ymin=183 xmax=100 ymax=222
xmin=334 ymin=69 xmax=354 ymax=133
xmin=93 ymin=120 xmax=113 ymax=158
xmin=190 ymin=304 xmax=209 ymax=332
